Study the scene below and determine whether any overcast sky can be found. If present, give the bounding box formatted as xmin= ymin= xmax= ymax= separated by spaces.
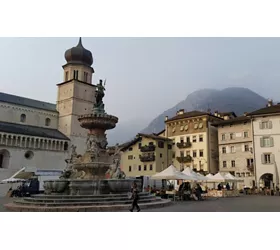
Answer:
xmin=0 ymin=38 xmax=280 ymax=124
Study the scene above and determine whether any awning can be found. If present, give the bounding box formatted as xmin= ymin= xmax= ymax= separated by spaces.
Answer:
xmin=0 ymin=178 xmax=26 ymax=184
xmin=9 ymin=167 xmax=35 ymax=180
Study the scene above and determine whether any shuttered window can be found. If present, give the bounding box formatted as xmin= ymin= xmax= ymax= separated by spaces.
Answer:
xmin=260 ymin=137 xmax=274 ymax=147
xmin=259 ymin=121 xmax=272 ymax=129
xmin=261 ymin=153 xmax=274 ymax=164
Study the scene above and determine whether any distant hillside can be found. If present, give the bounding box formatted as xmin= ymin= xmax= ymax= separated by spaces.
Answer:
xmin=141 ymin=87 xmax=268 ymax=134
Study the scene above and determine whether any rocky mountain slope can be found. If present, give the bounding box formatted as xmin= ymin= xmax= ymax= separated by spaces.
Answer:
xmin=141 ymin=87 xmax=268 ymax=134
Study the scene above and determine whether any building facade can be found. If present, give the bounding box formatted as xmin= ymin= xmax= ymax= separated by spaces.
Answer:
xmin=0 ymin=94 xmax=70 ymax=195
xmin=213 ymin=115 xmax=255 ymax=188
xmin=164 ymin=110 xmax=224 ymax=174
xmin=121 ymin=133 xmax=173 ymax=177
xmin=249 ymin=100 xmax=280 ymax=188
xmin=0 ymin=38 xmax=98 ymax=195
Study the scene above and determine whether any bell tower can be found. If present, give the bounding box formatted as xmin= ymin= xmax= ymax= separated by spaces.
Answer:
xmin=57 ymin=38 xmax=96 ymax=154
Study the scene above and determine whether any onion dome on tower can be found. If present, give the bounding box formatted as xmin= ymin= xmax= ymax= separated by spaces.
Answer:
xmin=64 ymin=38 xmax=93 ymax=67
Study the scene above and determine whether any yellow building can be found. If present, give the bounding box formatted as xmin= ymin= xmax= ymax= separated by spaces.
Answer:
xmin=121 ymin=133 xmax=173 ymax=177
xmin=164 ymin=109 xmax=232 ymax=174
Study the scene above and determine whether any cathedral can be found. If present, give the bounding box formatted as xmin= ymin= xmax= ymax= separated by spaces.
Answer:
xmin=0 ymin=38 xmax=97 ymax=195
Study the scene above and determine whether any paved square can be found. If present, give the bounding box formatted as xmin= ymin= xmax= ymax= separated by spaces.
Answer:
xmin=143 ymin=196 xmax=280 ymax=212
xmin=1 ymin=196 xmax=280 ymax=212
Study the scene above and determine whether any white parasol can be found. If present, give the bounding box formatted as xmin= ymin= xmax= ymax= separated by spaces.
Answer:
xmin=152 ymin=165 xmax=197 ymax=180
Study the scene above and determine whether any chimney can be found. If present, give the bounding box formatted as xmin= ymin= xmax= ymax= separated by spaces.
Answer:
xmin=267 ymin=99 xmax=273 ymax=107
xmin=165 ymin=116 xmax=168 ymax=121
xmin=244 ymin=112 xmax=248 ymax=116
xmin=177 ymin=109 xmax=184 ymax=115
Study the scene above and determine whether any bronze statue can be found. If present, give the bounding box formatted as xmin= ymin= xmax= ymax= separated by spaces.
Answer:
xmin=94 ymin=79 xmax=106 ymax=109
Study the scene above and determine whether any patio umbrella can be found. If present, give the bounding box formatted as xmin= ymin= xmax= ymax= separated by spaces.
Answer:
xmin=152 ymin=165 xmax=197 ymax=180
xmin=224 ymin=173 xmax=244 ymax=182
xmin=208 ymin=172 xmax=231 ymax=182
xmin=182 ymin=167 xmax=209 ymax=181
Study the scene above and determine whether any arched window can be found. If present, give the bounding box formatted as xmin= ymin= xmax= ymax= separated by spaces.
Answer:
xmin=73 ymin=70 xmax=79 ymax=80
xmin=64 ymin=142 xmax=69 ymax=151
xmin=0 ymin=149 xmax=10 ymax=168
xmin=20 ymin=114 xmax=26 ymax=123
xmin=45 ymin=118 xmax=51 ymax=126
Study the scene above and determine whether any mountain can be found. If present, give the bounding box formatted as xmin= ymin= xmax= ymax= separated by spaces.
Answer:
xmin=141 ymin=87 xmax=268 ymax=134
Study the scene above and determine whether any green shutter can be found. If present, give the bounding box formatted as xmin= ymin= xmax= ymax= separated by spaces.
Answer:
xmin=261 ymin=154 xmax=265 ymax=164
xmin=260 ymin=138 xmax=264 ymax=147
xmin=271 ymin=154 xmax=275 ymax=164
xmin=270 ymin=137 xmax=274 ymax=147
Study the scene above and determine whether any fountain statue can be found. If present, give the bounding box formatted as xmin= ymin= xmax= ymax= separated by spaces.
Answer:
xmin=4 ymin=39 xmax=171 ymax=211
xmin=43 ymin=79 xmax=140 ymax=195
xmin=4 ymin=81 xmax=170 ymax=211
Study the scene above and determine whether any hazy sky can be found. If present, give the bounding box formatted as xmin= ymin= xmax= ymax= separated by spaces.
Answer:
xmin=0 ymin=38 xmax=280 ymax=124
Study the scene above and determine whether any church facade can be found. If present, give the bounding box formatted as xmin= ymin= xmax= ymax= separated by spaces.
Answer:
xmin=0 ymin=38 xmax=97 ymax=195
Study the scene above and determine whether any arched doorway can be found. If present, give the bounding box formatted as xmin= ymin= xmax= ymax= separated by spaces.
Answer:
xmin=260 ymin=173 xmax=273 ymax=188
xmin=0 ymin=149 xmax=11 ymax=168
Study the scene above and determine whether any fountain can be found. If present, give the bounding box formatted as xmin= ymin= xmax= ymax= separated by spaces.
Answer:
xmin=5 ymin=79 xmax=171 ymax=211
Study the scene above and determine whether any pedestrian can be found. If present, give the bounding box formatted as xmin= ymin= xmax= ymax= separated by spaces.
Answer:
xmin=129 ymin=181 xmax=141 ymax=212
xmin=226 ymin=183 xmax=230 ymax=190
xmin=195 ymin=183 xmax=203 ymax=201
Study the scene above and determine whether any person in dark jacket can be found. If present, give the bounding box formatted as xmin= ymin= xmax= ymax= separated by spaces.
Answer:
xmin=195 ymin=183 xmax=203 ymax=201
xmin=129 ymin=181 xmax=140 ymax=212
xmin=226 ymin=183 xmax=230 ymax=190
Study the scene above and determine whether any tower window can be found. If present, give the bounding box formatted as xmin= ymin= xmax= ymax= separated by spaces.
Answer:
xmin=73 ymin=70 xmax=79 ymax=80
xmin=65 ymin=71 xmax=69 ymax=81
xmin=84 ymin=72 xmax=88 ymax=82
xmin=45 ymin=118 xmax=51 ymax=126
xmin=20 ymin=114 xmax=26 ymax=123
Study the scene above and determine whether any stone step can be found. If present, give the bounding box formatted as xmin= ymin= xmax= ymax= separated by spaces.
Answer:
xmin=13 ymin=197 xmax=162 ymax=207
xmin=5 ymin=199 xmax=172 ymax=212
xmin=23 ymin=195 xmax=157 ymax=203
xmin=32 ymin=192 xmax=152 ymax=199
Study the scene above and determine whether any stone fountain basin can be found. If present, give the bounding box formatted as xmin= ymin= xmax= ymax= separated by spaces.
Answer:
xmin=107 ymin=179 xmax=142 ymax=193
xmin=78 ymin=113 xmax=118 ymax=130
xmin=68 ymin=178 xmax=143 ymax=195
xmin=43 ymin=179 xmax=69 ymax=194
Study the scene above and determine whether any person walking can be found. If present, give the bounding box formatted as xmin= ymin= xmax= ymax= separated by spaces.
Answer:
xmin=129 ymin=181 xmax=140 ymax=212
xmin=195 ymin=183 xmax=203 ymax=201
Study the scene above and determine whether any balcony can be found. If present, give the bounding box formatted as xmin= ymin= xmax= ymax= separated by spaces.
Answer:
xmin=140 ymin=154 xmax=155 ymax=162
xmin=176 ymin=142 xmax=192 ymax=149
xmin=247 ymin=164 xmax=254 ymax=172
xmin=176 ymin=155 xmax=192 ymax=163
xmin=140 ymin=145 xmax=156 ymax=152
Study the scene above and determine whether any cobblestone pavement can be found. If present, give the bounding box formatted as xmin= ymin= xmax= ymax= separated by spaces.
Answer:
xmin=2 ymin=195 xmax=280 ymax=212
